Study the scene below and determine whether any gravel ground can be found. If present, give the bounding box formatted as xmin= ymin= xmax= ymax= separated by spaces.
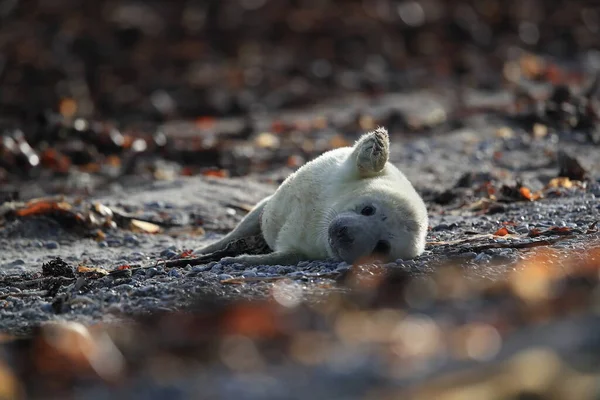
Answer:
xmin=1 ymin=88 xmax=600 ymax=398
xmin=1 ymin=89 xmax=599 ymax=331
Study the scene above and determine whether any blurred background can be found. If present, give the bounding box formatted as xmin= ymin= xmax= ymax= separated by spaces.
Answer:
xmin=2 ymin=0 xmax=599 ymax=185
xmin=2 ymin=2 xmax=600 ymax=399
xmin=2 ymin=0 xmax=600 ymax=122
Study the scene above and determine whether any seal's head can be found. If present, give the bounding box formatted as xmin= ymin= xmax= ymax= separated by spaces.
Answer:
xmin=324 ymin=187 xmax=427 ymax=264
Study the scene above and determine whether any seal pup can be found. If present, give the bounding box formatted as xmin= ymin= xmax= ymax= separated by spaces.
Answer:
xmin=194 ymin=127 xmax=428 ymax=266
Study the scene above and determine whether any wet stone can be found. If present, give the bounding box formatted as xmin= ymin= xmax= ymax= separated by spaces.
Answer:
xmin=168 ymin=269 xmax=181 ymax=278
xmin=146 ymin=268 xmax=158 ymax=278
xmin=124 ymin=234 xmax=140 ymax=245
xmin=193 ymin=265 xmax=213 ymax=273
xmin=278 ymin=266 xmax=295 ymax=275
xmin=161 ymin=250 xmax=178 ymax=259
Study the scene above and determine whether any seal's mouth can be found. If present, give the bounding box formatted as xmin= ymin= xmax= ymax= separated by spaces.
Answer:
xmin=327 ymin=236 xmax=340 ymax=259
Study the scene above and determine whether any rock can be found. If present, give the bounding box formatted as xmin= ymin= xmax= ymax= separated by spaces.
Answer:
xmin=45 ymin=241 xmax=59 ymax=249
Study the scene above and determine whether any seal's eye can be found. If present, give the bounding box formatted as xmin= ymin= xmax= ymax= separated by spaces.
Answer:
xmin=373 ymin=240 xmax=391 ymax=256
xmin=361 ymin=205 xmax=376 ymax=216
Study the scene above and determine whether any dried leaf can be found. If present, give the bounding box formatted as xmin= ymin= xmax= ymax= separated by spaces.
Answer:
xmin=195 ymin=116 xmax=216 ymax=129
xmin=130 ymin=219 xmax=161 ymax=234
xmin=76 ymin=266 xmax=108 ymax=277
xmin=201 ymin=169 xmax=229 ymax=178
xmin=519 ymin=187 xmax=533 ymax=201
xmin=59 ymin=98 xmax=77 ymax=118
xmin=546 ymin=177 xmax=574 ymax=189
xmin=255 ymin=132 xmax=280 ymax=148
xmin=528 ymin=228 xmax=542 ymax=237
xmin=15 ymin=200 xmax=72 ymax=217
xmin=93 ymin=203 xmax=113 ymax=217
xmin=287 ymin=155 xmax=304 ymax=168
xmin=179 ymin=250 xmax=194 ymax=258
xmin=495 ymin=127 xmax=514 ymax=139
xmin=519 ymin=53 xmax=544 ymax=80
xmin=532 ymin=123 xmax=548 ymax=139
xmin=494 ymin=227 xmax=510 ymax=236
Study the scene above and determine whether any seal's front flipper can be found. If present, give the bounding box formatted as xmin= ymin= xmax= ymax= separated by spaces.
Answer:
xmin=194 ymin=195 xmax=271 ymax=256
xmin=220 ymin=251 xmax=304 ymax=266
xmin=353 ymin=127 xmax=390 ymax=178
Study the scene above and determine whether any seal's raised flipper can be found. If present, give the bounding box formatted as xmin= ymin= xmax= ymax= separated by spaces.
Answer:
xmin=194 ymin=196 xmax=271 ymax=255
xmin=220 ymin=251 xmax=304 ymax=266
xmin=353 ymin=127 xmax=390 ymax=178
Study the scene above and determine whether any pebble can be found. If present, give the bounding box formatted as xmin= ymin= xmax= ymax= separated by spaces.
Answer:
xmin=45 ymin=241 xmax=59 ymax=249
xmin=336 ymin=262 xmax=350 ymax=271
xmin=146 ymin=268 xmax=158 ymax=278
xmin=474 ymin=253 xmax=492 ymax=263
xmin=219 ymin=274 xmax=234 ymax=281
xmin=432 ymin=223 xmax=458 ymax=231
xmin=193 ymin=265 xmax=213 ymax=273
xmin=146 ymin=201 xmax=164 ymax=209
xmin=168 ymin=269 xmax=182 ymax=278
xmin=515 ymin=225 xmax=529 ymax=234
xmin=266 ymin=266 xmax=279 ymax=275
xmin=21 ymin=309 xmax=42 ymax=319
xmin=242 ymin=270 xmax=257 ymax=278
xmin=115 ymin=284 xmax=134 ymax=292
xmin=129 ymin=252 xmax=146 ymax=261
xmin=278 ymin=266 xmax=294 ymax=275
xmin=98 ymin=241 xmax=108 ymax=248
xmin=124 ymin=234 xmax=140 ymax=245
xmin=161 ymin=250 xmax=178 ymax=259
xmin=106 ymin=239 xmax=122 ymax=247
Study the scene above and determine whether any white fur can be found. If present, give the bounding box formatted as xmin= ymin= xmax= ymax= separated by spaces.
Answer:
xmin=195 ymin=127 xmax=429 ymax=265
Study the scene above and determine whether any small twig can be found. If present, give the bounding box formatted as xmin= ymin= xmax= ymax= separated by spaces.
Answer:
xmin=161 ymin=253 xmax=224 ymax=268
xmin=0 ymin=276 xmax=74 ymax=290
xmin=220 ymin=276 xmax=291 ymax=284
xmin=463 ymin=236 xmax=574 ymax=252
xmin=0 ymin=290 xmax=47 ymax=300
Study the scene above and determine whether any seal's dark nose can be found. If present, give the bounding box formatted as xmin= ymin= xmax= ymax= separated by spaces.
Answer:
xmin=335 ymin=225 xmax=353 ymax=244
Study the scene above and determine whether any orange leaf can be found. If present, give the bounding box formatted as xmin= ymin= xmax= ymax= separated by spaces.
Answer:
xmin=181 ymin=167 xmax=195 ymax=176
xmin=550 ymin=226 xmax=571 ymax=233
xmin=286 ymin=155 xmax=304 ymax=168
xmin=201 ymin=169 xmax=229 ymax=178
xmin=76 ymin=266 xmax=108 ymax=276
xmin=15 ymin=201 xmax=72 ymax=217
xmin=179 ymin=250 xmax=194 ymax=258
xmin=494 ymin=227 xmax=509 ymax=236
xmin=116 ymin=264 xmax=131 ymax=270
xmin=519 ymin=187 xmax=533 ymax=201
xmin=528 ymin=228 xmax=542 ymax=237
xmin=59 ymin=98 xmax=77 ymax=118
xmin=195 ymin=116 xmax=216 ymax=129
xmin=271 ymin=120 xmax=285 ymax=133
